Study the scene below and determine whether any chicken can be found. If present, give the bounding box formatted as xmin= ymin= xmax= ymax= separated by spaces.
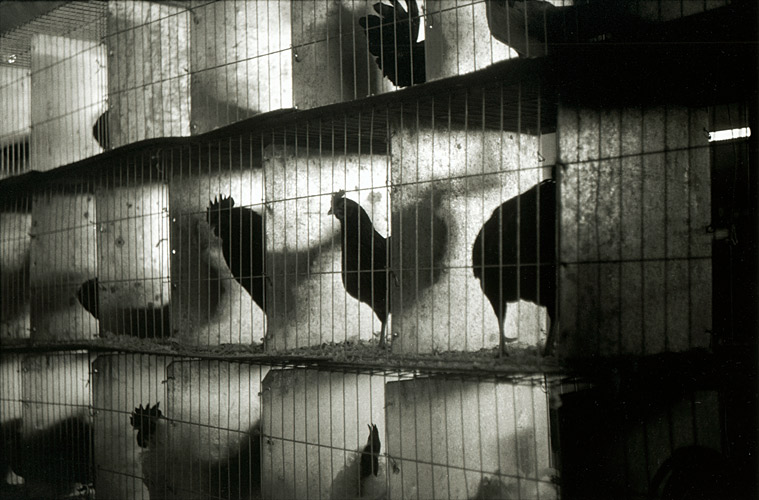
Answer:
xmin=472 ymin=179 xmax=556 ymax=356
xmin=0 ymin=419 xmax=20 ymax=489
xmin=489 ymin=0 xmax=644 ymax=58
xmin=76 ymin=277 xmax=101 ymax=319
xmin=330 ymin=423 xmax=385 ymax=499
xmin=359 ymin=0 xmax=425 ymax=87
xmin=359 ymin=423 xmax=385 ymax=499
xmin=131 ymin=403 xmax=260 ymax=500
xmin=489 ymin=0 xmax=559 ymax=58
xmin=76 ymin=277 xmax=172 ymax=338
xmin=3 ymin=417 xmax=93 ymax=499
xmin=359 ymin=424 xmax=381 ymax=491
xmin=131 ymin=402 xmax=163 ymax=449
xmin=328 ymin=190 xmax=390 ymax=347
xmin=93 ymin=110 xmax=110 ymax=150
xmin=130 ymin=403 xmax=177 ymax=500
xmin=206 ymin=196 xmax=266 ymax=312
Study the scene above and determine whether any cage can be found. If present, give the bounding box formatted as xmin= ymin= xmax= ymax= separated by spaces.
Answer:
xmin=0 ymin=1 xmax=756 ymax=499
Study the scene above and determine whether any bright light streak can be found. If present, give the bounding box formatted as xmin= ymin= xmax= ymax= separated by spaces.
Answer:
xmin=708 ymin=127 xmax=751 ymax=142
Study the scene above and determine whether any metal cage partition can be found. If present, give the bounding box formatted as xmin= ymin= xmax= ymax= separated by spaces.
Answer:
xmin=0 ymin=1 xmax=756 ymax=499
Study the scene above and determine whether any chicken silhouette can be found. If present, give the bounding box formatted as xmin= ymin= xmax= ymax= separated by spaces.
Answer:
xmin=76 ymin=277 xmax=172 ymax=338
xmin=358 ymin=424 xmax=382 ymax=497
xmin=329 ymin=191 xmax=390 ymax=347
xmin=206 ymin=196 xmax=266 ymax=312
xmin=131 ymin=402 xmax=178 ymax=500
xmin=131 ymin=402 xmax=163 ymax=450
xmin=76 ymin=277 xmax=101 ymax=319
xmin=491 ymin=0 xmax=645 ymax=58
xmin=359 ymin=424 xmax=381 ymax=493
xmin=472 ymin=179 xmax=556 ymax=356
xmin=93 ymin=110 xmax=110 ymax=150
xmin=359 ymin=0 xmax=425 ymax=87
xmin=2 ymin=417 xmax=93 ymax=498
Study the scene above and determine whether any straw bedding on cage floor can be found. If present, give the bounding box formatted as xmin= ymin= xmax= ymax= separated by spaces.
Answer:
xmin=9 ymin=332 xmax=559 ymax=376
xmin=92 ymin=334 xmax=559 ymax=374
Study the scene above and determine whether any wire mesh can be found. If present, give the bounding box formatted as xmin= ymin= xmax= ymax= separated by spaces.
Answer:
xmin=0 ymin=1 xmax=755 ymax=499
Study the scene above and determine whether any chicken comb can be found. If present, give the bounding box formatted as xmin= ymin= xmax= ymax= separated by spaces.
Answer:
xmin=209 ymin=195 xmax=235 ymax=210
xmin=130 ymin=402 xmax=162 ymax=429
xmin=131 ymin=402 xmax=163 ymax=448
xmin=329 ymin=189 xmax=347 ymax=213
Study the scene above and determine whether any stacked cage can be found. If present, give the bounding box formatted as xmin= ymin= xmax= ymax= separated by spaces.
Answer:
xmin=0 ymin=1 xmax=756 ymax=499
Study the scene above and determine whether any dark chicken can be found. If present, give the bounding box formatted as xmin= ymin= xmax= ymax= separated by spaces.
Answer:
xmin=76 ymin=277 xmax=101 ymax=319
xmin=131 ymin=402 xmax=163 ymax=449
xmin=206 ymin=196 xmax=266 ymax=312
xmin=329 ymin=190 xmax=390 ymax=347
xmin=1 ymin=417 xmax=93 ymax=498
xmin=130 ymin=402 xmax=175 ymax=500
xmin=472 ymin=179 xmax=556 ymax=356
xmin=76 ymin=277 xmax=172 ymax=338
xmin=489 ymin=0 xmax=646 ymax=58
xmin=93 ymin=110 xmax=110 ymax=150
xmin=359 ymin=424 xmax=381 ymax=488
xmin=359 ymin=0 xmax=425 ymax=87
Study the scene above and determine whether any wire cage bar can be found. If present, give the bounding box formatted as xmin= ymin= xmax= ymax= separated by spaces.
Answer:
xmin=0 ymin=1 xmax=756 ymax=499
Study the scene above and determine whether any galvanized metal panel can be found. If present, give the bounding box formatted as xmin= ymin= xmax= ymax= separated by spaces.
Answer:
xmin=29 ymin=193 xmax=98 ymax=341
xmin=0 ymin=355 xmax=22 ymax=423
xmin=169 ymin=168 xmax=265 ymax=345
xmin=107 ymin=1 xmax=191 ymax=147
xmin=0 ymin=65 xmax=30 ymax=177
xmin=264 ymin=147 xmax=389 ymax=351
xmin=96 ymin=183 xmax=171 ymax=335
xmin=261 ymin=368 xmax=386 ymax=500
xmin=0 ymin=211 xmax=31 ymax=339
xmin=21 ymin=352 xmax=91 ymax=433
xmin=558 ymin=103 xmax=712 ymax=356
xmin=166 ymin=360 xmax=268 ymax=461
xmin=390 ymin=126 xmax=546 ymax=352
xmin=385 ymin=378 xmax=555 ymax=499
xmin=190 ymin=0 xmax=293 ymax=133
xmin=291 ymin=0 xmax=391 ymax=109
xmin=93 ymin=354 xmax=168 ymax=500
xmin=426 ymin=0 xmax=515 ymax=81
xmin=30 ymin=34 xmax=106 ymax=170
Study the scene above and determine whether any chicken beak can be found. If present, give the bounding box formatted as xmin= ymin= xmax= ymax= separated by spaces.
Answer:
xmin=327 ymin=207 xmax=333 ymax=215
